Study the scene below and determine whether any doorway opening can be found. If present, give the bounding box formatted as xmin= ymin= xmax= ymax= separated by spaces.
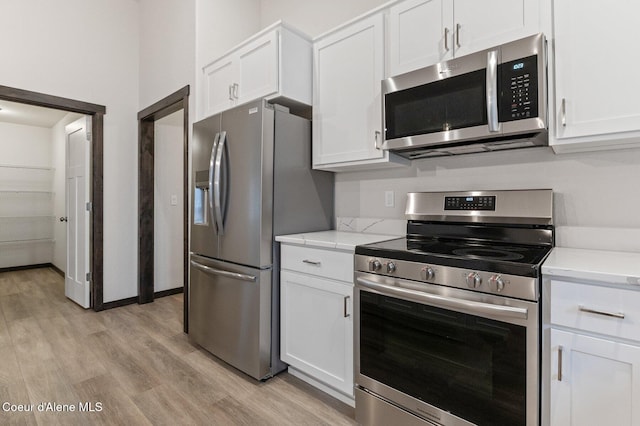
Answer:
xmin=137 ymin=86 xmax=189 ymax=332
xmin=0 ymin=85 xmax=106 ymax=310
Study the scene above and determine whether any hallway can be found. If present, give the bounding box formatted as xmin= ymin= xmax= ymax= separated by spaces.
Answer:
xmin=0 ymin=267 xmax=356 ymax=425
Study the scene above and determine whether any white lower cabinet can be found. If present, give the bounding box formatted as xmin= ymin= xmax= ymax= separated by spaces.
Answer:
xmin=550 ymin=329 xmax=640 ymax=426
xmin=546 ymin=279 xmax=640 ymax=426
xmin=280 ymin=244 xmax=354 ymax=403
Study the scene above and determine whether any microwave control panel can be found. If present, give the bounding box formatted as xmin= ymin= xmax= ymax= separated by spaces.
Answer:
xmin=499 ymin=55 xmax=538 ymax=122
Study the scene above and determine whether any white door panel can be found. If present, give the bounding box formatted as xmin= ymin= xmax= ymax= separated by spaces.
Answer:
xmin=65 ymin=117 xmax=90 ymax=308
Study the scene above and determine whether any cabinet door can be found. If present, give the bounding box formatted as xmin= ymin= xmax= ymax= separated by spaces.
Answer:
xmin=453 ymin=0 xmax=539 ymax=57
xmin=237 ymin=30 xmax=279 ymax=105
xmin=203 ymin=56 xmax=236 ymax=118
xmin=550 ymin=329 xmax=640 ymax=426
xmin=388 ymin=0 xmax=452 ymax=76
xmin=313 ymin=13 xmax=385 ymax=166
xmin=553 ymin=0 xmax=640 ymax=142
xmin=281 ymin=270 xmax=353 ymax=396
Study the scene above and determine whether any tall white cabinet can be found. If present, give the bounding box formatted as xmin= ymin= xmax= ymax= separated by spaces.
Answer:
xmin=543 ymin=248 xmax=640 ymax=426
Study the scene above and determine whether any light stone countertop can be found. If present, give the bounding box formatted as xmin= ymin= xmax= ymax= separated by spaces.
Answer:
xmin=275 ymin=230 xmax=401 ymax=252
xmin=542 ymin=247 xmax=640 ymax=287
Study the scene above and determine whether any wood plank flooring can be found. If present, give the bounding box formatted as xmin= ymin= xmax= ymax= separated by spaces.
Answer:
xmin=0 ymin=267 xmax=356 ymax=425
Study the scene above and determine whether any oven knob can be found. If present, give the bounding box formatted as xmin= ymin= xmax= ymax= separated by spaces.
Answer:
xmin=466 ymin=272 xmax=482 ymax=288
xmin=421 ymin=266 xmax=435 ymax=281
xmin=386 ymin=262 xmax=397 ymax=273
xmin=368 ymin=259 xmax=382 ymax=272
xmin=489 ymin=275 xmax=506 ymax=292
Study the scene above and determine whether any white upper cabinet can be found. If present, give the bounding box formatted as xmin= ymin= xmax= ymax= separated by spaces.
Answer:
xmin=201 ymin=22 xmax=312 ymax=119
xmin=313 ymin=12 xmax=409 ymax=172
xmin=551 ymin=0 xmax=640 ymax=153
xmin=389 ymin=0 xmax=540 ymax=76
xmin=388 ymin=0 xmax=448 ymax=76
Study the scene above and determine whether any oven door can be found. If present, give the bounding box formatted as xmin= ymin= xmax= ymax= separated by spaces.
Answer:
xmin=354 ymin=272 xmax=539 ymax=426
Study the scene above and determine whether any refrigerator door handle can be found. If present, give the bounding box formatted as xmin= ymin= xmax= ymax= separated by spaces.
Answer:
xmin=190 ymin=259 xmax=257 ymax=282
xmin=208 ymin=132 xmax=221 ymax=232
xmin=213 ymin=131 xmax=227 ymax=235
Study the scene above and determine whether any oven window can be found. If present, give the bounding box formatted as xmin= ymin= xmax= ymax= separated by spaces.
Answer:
xmin=385 ymin=69 xmax=487 ymax=140
xmin=360 ymin=290 xmax=526 ymax=426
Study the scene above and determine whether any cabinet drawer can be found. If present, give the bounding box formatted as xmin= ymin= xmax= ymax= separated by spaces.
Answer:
xmin=550 ymin=280 xmax=640 ymax=342
xmin=281 ymin=244 xmax=353 ymax=283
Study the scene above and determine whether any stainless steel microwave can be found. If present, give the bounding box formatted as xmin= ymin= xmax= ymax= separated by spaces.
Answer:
xmin=382 ymin=33 xmax=547 ymax=159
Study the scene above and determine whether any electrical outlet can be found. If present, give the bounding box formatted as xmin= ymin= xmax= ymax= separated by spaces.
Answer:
xmin=384 ymin=191 xmax=395 ymax=208
xmin=170 ymin=195 xmax=178 ymax=206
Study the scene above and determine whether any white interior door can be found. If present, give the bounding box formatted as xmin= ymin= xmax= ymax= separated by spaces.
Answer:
xmin=65 ymin=117 xmax=91 ymax=308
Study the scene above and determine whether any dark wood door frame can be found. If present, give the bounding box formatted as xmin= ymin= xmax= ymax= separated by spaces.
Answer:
xmin=137 ymin=85 xmax=190 ymax=331
xmin=0 ymin=85 xmax=106 ymax=311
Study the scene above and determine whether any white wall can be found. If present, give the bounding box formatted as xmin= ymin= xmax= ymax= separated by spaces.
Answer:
xmin=154 ymin=112 xmax=184 ymax=292
xmin=139 ymin=0 xmax=196 ymax=109
xmin=195 ymin=0 xmax=261 ymax=118
xmin=51 ymin=113 xmax=84 ymax=272
xmin=259 ymin=0 xmax=388 ymax=37
xmin=0 ymin=0 xmax=141 ymax=302
xmin=335 ymin=146 xmax=640 ymax=252
xmin=0 ymin=122 xmax=52 ymax=167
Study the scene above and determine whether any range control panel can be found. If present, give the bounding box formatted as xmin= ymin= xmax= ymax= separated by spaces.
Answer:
xmin=499 ymin=55 xmax=539 ymax=122
xmin=444 ymin=195 xmax=496 ymax=211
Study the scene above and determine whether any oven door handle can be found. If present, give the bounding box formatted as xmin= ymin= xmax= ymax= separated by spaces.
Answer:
xmin=356 ymin=277 xmax=528 ymax=319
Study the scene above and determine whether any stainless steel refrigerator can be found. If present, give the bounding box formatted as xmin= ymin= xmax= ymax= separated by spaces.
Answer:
xmin=189 ymin=99 xmax=333 ymax=380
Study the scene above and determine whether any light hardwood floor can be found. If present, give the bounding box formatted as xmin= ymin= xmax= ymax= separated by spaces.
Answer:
xmin=0 ymin=267 xmax=357 ymax=425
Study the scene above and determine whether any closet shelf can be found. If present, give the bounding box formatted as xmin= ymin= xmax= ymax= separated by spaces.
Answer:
xmin=0 ymin=239 xmax=55 ymax=245
xmin=0 ymin=164 xmax=54 ymax=171
xmin=0 ymin=215 xmax=55 ymax=219
xmin=0 ymin=190 xmax=52 ymax=194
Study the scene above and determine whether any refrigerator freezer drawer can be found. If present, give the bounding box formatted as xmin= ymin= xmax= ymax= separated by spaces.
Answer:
xmin=189 ymin=254 xmax=273 ymax=380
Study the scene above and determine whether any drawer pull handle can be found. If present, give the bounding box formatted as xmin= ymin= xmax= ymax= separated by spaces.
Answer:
xmin=302 ymin=259 xmax=321 ymax=266
xmin=578 ymin=305 xmax=625 ymax=319
xmin=558 ymin=345 xmax=563 ymax=382
xmin=344 ymin=295 xmax=350 ymax=318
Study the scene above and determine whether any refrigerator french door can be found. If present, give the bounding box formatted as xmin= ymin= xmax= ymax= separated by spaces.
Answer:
xmin=189 ymin=99 xmax=333 ymax=380
xmin=191 ymin=101 xmax=273 ymax=266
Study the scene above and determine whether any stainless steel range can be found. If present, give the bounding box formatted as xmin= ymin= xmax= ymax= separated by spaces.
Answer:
xmin=354 ymin=190 xmax=553 ymax=426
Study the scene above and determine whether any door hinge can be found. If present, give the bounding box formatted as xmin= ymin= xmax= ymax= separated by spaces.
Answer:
xmin=86 ymin=202 xmax=92 ymax=212
xmin=86 ymin=272 xmax=91 ymax=282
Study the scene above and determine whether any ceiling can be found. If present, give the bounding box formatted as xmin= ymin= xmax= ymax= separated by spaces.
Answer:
xmin=0 ymin=99 xmax=70 ymax=128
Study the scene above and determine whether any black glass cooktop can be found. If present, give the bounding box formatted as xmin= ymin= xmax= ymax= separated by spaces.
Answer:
xmin=355 ymin=237 xmax=552 ymax=278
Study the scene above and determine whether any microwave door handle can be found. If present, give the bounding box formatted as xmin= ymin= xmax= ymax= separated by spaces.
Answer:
xmin=486 ymin=49 xmax=499 ymax=132
xmin=208 ymin=132 xmax=221 ymax=233
xmin=213 ymin=131 xmax=227 ymax=236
